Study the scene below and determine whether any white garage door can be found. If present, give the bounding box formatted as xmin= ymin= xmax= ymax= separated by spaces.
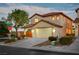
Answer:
xmin=32 ymin=28 xmax=53 ymax=38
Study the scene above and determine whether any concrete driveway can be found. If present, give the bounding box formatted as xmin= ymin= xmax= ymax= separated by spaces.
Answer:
xmin=2 ymin=38 xmax=48 ymax=48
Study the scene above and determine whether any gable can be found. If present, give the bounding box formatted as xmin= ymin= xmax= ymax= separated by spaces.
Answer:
xmin=60 ymin=13 xmax=74 ymax=22
xmin=32 ymin=21 xmax=54 ymax=28
xmin=30 ymin=15 xmax=43 ymax=24
xmin=26 ymin=20 xmax=63 ymax=29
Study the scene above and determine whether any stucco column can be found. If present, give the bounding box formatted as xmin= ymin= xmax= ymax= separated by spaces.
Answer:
xmin=75 ymin=24 xmax=79 ymax=37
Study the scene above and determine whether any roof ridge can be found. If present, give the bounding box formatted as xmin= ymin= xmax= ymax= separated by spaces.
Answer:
xmin=29 ymin=12 xmax=74 ymax=22
xmin=26 ymin=19 xmax=63 ymax=28
xmin=41 ymin=20 xmax=63 ymax=28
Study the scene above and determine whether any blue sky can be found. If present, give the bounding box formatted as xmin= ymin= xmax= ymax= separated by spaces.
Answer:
xmin=0 ymin=3 xmax=79 ymax=20
xmin=21 ymin=3 xmax=79 ymax=10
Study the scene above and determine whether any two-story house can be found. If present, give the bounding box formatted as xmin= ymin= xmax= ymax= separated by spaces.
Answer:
xmin=24 ymin=12 xmax=73 ymax=38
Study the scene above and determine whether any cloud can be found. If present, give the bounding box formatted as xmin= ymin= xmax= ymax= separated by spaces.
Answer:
xmin=0 ymin=5 xmax=55 ymax=17
xmin=52 ymin=10 xmax=76 ymax=19
xmin=0 ymin=4 xmax=76 ymax=20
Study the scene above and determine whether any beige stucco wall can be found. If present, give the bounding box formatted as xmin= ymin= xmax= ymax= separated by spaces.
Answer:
xmin=30 ymin=14 xmax=67 ymax=26
xmin=31 ymin=21 xmax=54 ymax=29
xmin=42 ymin=15 xmax=65 ymax=26
xmin=30 ymin=21 xmax=63 ymax=38
xmin=30 ymin=15 xmax=43 ymax=24
xmin=75 ymin=23 xmax=79 ymax=37
xmin=54 ymin=27 xmax=64 ymax=38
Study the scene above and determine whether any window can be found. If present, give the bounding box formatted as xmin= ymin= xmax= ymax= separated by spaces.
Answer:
xmin=52 ymin=17 xmax=55 ymax=20
xmin=35 ymin=18 xmax=39 ymax=22
xmin=57 ymin=16 xmax=59 ymax=20
xmin=66 ymin=28 xmax=71 ymax=34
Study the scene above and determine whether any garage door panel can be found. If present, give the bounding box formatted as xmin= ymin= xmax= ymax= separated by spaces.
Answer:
xmin=32 ymin=28 xmax=53 ymax=38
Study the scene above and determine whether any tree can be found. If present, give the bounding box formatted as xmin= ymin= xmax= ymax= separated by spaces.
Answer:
xmin=1 ymin=17 xmax=6 ymax=21
xmin=7 ymin=9 xmax=29 ymax=38
xmin=0 ymin=21 xmax=9 ymax=35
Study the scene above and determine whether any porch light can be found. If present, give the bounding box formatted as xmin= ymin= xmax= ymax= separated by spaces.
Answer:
xmin=32 ymin=30 xmax=34 ymax=33
xmin=24 ymin=29 xmax=28 ymax=35
xmin=53 ymin=28 xmax=56 ymax=33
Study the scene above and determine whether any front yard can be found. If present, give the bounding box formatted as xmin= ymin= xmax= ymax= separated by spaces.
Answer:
xmin=0 ymin=36 xmax=79 ymax=54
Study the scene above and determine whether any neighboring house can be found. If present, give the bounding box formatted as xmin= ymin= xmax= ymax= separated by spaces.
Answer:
xmin=24 ymin=12 xmax=73 ymax=38
xmin=74 ymin=8 xmax=79 ymax=37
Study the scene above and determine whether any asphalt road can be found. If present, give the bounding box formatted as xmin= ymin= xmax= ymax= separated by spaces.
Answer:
xmin=0 ymin=45 xmax=78 ymax=55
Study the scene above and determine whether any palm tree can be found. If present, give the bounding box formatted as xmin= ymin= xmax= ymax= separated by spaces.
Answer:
xmin=8 ymin=9 xmax=29 ymax=38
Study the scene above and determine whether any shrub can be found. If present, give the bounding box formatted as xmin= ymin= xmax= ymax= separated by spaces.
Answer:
xmin=66 ymin=34 xmax=75 ymax=37
xmin=11 ymin=34 xmax=16 ymax=38
xmin=4 ymin=39 xmax=16 ymax=43
xmin=59 ymin=36 xmax=73 ymax=45
xmin=51 ymin=41 xmax=57 ymax=46
xmin=0 ymin=39 xmax=8 ymax=42
xmin=21 ymin=35 xmax=25 ymax=39
xmin=48 ymin=36 xmax=57 ymax=42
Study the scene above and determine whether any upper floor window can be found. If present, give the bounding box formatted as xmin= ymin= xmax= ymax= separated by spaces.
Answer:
xmin=52 ymin=16 xmax=59 ymax=20
xmin=52 ymin=16 xmax=55 ymax=20
xmin=57 ymin=16 xmax=59 ymax=20
xmin=35 ymin=18 xmax=39 ymax=22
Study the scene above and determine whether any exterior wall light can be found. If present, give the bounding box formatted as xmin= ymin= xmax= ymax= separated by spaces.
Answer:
xmin=53 ymin=28 xmax=56 ymax=33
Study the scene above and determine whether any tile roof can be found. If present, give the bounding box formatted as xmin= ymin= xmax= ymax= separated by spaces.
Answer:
xmin=29 ymin=12 xmax=73 ymax=22
xmin=25 ymin=20 xmax=63 ymax=28
xmin=75 ymin=8 xmax=79 ymax=13
xmin=74 ymin=18 xmax=79 ymax=23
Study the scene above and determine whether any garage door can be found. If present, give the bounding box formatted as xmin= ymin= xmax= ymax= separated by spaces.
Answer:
xmin=32 ymin=28 xmax=53 ymax=38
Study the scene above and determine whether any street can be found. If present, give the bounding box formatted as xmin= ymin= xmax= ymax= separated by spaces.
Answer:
xmin=0 ymin=45 xmax=78 ymax=55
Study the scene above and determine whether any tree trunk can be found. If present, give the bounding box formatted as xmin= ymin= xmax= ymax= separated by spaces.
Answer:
xmin=15 ymin=27 xmax=18 ymax=39
xmin=15 ymin=22 xmax=18 ymax=39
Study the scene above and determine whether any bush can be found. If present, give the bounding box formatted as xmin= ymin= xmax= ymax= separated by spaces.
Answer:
xmin=48 ymin=36 xmax=57 ymax=42
xmin=0 ymin=39 xmax=8 ymax=42
xmin=4 ymin=39 xmax=16 ymax=43
xmin=59 ymin=36 xmax=73 ymax=45
xmin=11 ymin=34 xmax=16 ymax=38
xmin=66 ymin=34 xmax=75 ymax=37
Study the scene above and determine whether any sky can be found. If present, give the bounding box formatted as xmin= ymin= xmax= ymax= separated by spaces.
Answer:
xmin=0 ymin=3 xmax=79 ymax=20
